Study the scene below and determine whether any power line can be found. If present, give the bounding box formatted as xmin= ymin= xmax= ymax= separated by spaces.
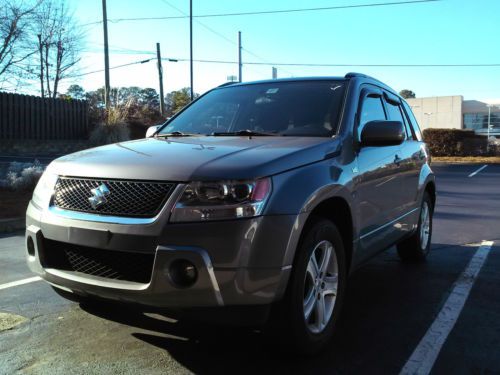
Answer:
xmin=158 ymin=0 xmax=295 ymax=77
xmin=168 ymin=58 xmax=500 ymax=68
xmin=70 ymin=58 xmax=154 ymax=78
xmin=69 ymin=57 xmax=500 ymax=80
xmin=181 ymin=0 xmax=442 ymax=19
xmin=82 ymin=0 xmax=440 ymax=25
xmin=159 ymin=0 xmax=236 ymax=46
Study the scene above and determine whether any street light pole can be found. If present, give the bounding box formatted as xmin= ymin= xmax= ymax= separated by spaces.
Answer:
xmin=424 ymin=112 xmax=433 ymax=129
xmin=238 ymin=31 xmax=242 ymax=82
xmin=487 ymin=105 xmax=491 ymax=152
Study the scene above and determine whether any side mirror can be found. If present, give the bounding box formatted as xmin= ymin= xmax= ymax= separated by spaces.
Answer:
xmin=360 ymin=120 xmax=405 ymax=147
xmin=145 ymin=125 xmax=161 ymax=138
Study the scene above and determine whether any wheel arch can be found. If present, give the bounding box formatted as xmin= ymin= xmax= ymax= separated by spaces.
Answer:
xmin=274 ymin=194 xmax=356 ymax=302
xmin=425 ymin=180 xmax=436 ymax=208
xmin=305 ymin=197 xmax=354 ymax=273
xmin=282 ymin=194 xmax=355 ymax=274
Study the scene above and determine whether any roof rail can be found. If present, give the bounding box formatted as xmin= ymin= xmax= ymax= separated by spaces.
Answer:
xmin=218 ymin=81 xmax=238 ymax=88
xmin=344 ymin=72 xmax=392 ymax=90
xmin=345 ymin=72 xmax=373 ymax=79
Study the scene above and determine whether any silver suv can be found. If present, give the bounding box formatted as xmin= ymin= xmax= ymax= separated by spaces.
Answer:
xmin=26 ymin=73 xmax=435 ymax=353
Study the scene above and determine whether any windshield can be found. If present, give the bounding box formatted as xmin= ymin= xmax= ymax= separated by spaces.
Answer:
xmin=159 ymin=80 xmax=346 ymax=137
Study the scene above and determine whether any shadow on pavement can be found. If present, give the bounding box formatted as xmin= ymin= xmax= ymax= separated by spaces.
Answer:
xmin=80 ymin=244 xmax=472 ymax=374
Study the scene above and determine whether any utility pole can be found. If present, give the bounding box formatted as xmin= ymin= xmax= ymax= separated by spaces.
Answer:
xmin=37 ymin=34 xmax=44 ymax=98
xmin=272 ymin=67 xmax=277 ymax=79
xmin=156 ymin=43 xmax=165 ymax=116
xmin=189 ymin=0 xmax=193 ymax=101
xmin=102 ymin=0 xmax=111 ymax=110
xmin=238 ymin=31 xmax=242 ymax=82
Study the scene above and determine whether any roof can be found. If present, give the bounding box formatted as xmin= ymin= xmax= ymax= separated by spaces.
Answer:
xmin=217 ymin=72 xmax=397 ymax=95
xmin=218 ymin=76 xmax=347 ymax=88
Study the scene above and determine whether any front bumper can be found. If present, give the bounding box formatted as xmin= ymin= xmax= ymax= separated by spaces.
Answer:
xmin=26 ymin=201 xmax=297 ymax=308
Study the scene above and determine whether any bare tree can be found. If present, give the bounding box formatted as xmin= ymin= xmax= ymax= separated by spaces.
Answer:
xmin=0 ymin=0 xmax=41 ymax=89
xmin=32 ymin=0 xmax=83 ymax=98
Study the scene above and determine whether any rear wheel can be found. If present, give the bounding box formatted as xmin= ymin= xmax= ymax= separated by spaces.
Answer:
xmin=397 ymin=191 xmax=433 ymax=261
xmin=269 ymin=218 xmax=346 ymax=355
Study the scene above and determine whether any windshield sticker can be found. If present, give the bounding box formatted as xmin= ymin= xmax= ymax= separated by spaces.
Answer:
xmin=255 ymin=96 xmax=273 ymax=104
xmin=266 ymin=88 xmax=279 ymax=94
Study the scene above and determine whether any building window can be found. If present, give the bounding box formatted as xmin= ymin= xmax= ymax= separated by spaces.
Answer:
xmin=464 ymin=112 xmax=500 ymax=130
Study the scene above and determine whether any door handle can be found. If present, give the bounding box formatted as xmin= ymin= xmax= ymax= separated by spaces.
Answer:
xmin=394 ymin=154 xmax=402 ymax=166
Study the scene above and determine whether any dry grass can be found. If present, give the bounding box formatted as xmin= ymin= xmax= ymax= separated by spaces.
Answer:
xmin=0 ymin=312 xmax=27 ymax=332
xmin=432 ymin=156 xmax=500 ymax=164
xmin=89 ymin=105 xmax=131 ymax=146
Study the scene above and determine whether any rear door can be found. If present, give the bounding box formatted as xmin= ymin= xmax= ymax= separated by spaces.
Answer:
xmin=392 ymin=98 xmax=427 ymax=213
xmin=383 ymin=92 xmax=419 ymax=213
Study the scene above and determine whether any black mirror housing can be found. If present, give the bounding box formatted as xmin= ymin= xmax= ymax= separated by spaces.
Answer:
xmin=361 ymin=120 xmax=405 ymax=147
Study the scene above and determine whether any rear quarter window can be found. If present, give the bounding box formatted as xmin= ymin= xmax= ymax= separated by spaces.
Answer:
xmin=402 ymin=101 xmax=423 ymax=141
xmin=385 ymin=99 xmax=411 ymax=140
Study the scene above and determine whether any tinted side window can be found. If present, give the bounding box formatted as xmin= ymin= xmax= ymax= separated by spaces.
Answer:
xmin=402 ymin=101 xmax=423 ymax=141
xmin=359 ymin=95 xmax=386 ymax=136
xmin=385 ymin=100 xmax=410 ymax=140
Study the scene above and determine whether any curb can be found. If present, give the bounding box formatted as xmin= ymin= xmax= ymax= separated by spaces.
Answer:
xmin=0 ymin=218 xmax=25 ymax=234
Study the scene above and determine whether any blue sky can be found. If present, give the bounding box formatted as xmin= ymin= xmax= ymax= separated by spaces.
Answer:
xmin=66 ymin=0 xmax=500 ymax=100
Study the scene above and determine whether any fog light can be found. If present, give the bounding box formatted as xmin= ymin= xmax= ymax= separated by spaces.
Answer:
xmin=27 ymin=237 xmax=35 ymax=257
xmin=169 ymin=259 xmax=198 ymax=288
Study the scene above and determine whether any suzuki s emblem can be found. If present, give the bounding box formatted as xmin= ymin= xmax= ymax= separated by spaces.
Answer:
xmin=88 ymin=183 xmax=110 ymax=209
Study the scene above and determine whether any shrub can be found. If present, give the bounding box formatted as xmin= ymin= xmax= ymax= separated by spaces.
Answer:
xmin=128 ymin=104 xmax=164 ymax=139
xmin=89 ymin=123 xmax=129 ymax=146
xmin=422 ymin=129 xmax=493 ymax=156
xmin=5 ymin=160 xmax=44 ymax=191
xmin=89 ymin=105 xmax=131 ymax=146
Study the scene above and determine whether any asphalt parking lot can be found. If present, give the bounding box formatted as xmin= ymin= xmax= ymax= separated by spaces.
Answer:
xmin=1 ymin=163 xmax=499 ymax=374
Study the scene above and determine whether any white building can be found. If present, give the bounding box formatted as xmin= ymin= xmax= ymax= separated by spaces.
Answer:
xmin=406 ymin=96 xmax=500 ymax=134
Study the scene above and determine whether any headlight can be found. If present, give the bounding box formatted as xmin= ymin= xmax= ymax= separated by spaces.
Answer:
xmin=170 ymin=178 xmax=272 ymax=222
xmin=32 ymin=171 xmax=58 ymax=209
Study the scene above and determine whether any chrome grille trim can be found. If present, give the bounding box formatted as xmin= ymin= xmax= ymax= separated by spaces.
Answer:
xmin=47 ymin=184 xmax=187 ymax=225
xmin=53 ymin=177 xmax=175 ymax=218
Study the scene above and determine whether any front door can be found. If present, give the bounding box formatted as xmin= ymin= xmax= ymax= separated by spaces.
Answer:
xmin=353 ymin=88 xmax=405 ymax=260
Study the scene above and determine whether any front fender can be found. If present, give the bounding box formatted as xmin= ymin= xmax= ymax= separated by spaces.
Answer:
xmin=266 ymin=158 xmax=357 ymax=268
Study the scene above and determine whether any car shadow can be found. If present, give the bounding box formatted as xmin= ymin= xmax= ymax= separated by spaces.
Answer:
xmin=80 ymin=244 xmax=473 ymax=374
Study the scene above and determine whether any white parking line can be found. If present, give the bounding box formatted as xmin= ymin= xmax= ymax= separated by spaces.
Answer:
xmin=468 ymin=164 xmax=488 ymax=178
xmin=0 ymin=276 xmax=42 ymax=291
xmin=400 ymin=240 xmax=494 ymax=375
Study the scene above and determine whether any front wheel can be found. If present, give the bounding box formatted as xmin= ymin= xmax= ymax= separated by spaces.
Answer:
xmin=269 ymin=218 xmax=347 ymax=355
xmin=397 ymin=191 xmax=433 ymax=261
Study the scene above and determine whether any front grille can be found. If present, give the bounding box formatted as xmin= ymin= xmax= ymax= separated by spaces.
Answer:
xmin=42 ymin=239 xmax=155 ymax=283
xmin=53 ymin=177 xmax=175 ymax=217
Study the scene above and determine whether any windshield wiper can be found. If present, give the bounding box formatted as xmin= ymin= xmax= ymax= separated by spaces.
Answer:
xmin=155 ymin=131 xmax=198 ymax=137
xmin=210 ymin=129 xmax=280 ymax=137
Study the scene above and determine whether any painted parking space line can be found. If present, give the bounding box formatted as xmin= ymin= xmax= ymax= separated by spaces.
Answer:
xmin=400 ymin=240 xmax=494 ymax=375
xmin=0 ymin=276 xmax=42 ymax=291
xmin=468 ymin=165 xmax=488 ymax=178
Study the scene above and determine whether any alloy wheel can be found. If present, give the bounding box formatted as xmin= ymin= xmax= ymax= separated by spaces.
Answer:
xmin=420 ymin=201 xmax=431 ymax=251
xmin=303 ymin=240 xmax=339 ymax=334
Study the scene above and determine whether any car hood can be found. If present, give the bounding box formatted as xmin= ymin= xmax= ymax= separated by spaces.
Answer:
xmin=50 ymin=136 xmax=341 ymax=181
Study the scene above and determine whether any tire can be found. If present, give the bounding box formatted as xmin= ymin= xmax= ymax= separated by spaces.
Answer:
xmin=397 ymin=191 xmax=433 ymax=262
xmin=269 ymin=218 xmax=347 ymax=355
